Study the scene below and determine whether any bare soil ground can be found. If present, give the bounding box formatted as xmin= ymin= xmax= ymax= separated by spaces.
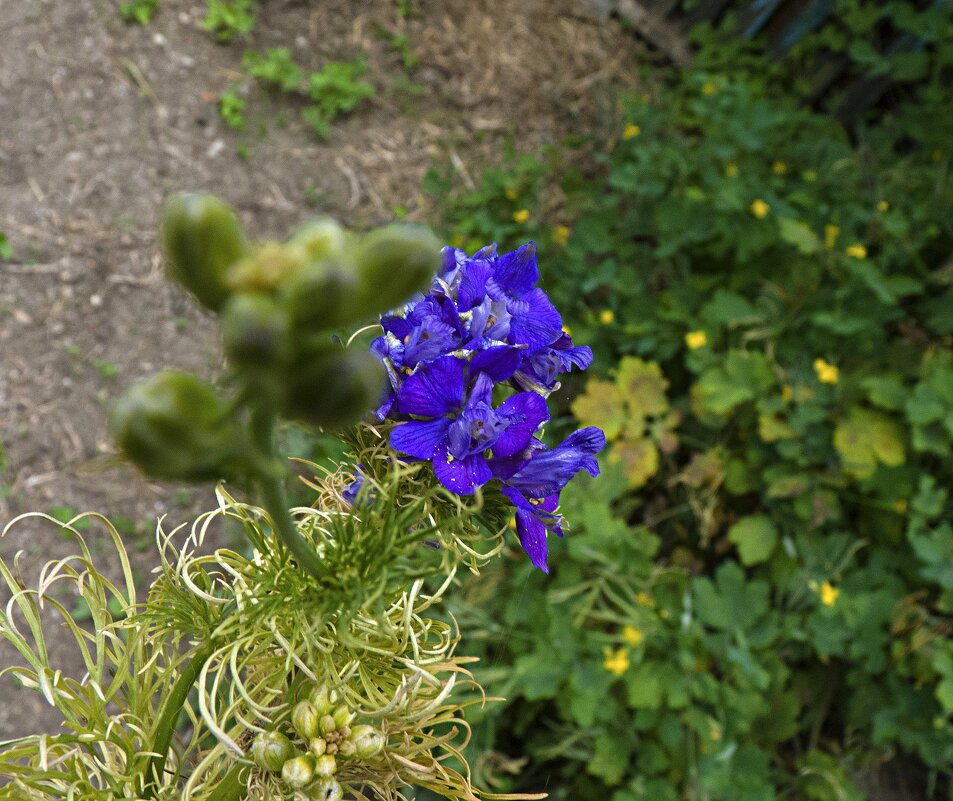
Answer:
xmin=0 ymin=0 xmax=640 ymax=741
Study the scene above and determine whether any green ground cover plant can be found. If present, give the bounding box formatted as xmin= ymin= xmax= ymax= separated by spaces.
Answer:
xmin=426 ymin=12 xmax=953 ymax=801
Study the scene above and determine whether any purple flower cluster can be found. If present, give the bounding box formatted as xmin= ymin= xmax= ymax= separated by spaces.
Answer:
xmin=370 ymin=242 xmax=605 ymax=573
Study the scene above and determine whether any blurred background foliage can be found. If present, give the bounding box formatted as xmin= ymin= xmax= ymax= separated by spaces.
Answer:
xmin=422 ymin=1 xmax=953 ymax=799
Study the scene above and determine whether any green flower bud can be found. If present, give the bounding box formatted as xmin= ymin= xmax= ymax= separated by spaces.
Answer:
xmin=348 ymin=724 xmax=384 ymax=759
xmin=282 ymin=258 xmax=360 ymax=333
xmin=314 ymin=753 xmax=337 ymax=778
xmin=226 ymin=241 xmax=309 ymax=295
xmin=289 ymin=218 xmax=347 ymax=262
xmin=161 ymin=192 xmax=246 ymax=311
xmin=281 ymin=345 xmax=383 ymax=430
xmin=309 ymin=684 xmax=340 ymax=717
xmin=250 ymin=730 xmax=295 ymax=773
xmin=331 ymin=706 xmax=354 ymax=731
xmin=110 ymin=371 xmax=241 ymax=482
xmin=292 ymin=700 xmax=320 ymax=740
xmin=319 ymin=713 xmax=337 ymax=736
xmin=309 ymin=737 xmax=327 ymax=757
xmin=220 ymin=292 xmax=289 ymax=370
xmin=337 ymin=739 xmax=356 ymax=757
xmin=307 ymin=777 xmax=344 ymax=801
xmin=349 ymin=224 xmax=441 ymax=316
xmin=281 ymin=754 xmax=315 ymax=789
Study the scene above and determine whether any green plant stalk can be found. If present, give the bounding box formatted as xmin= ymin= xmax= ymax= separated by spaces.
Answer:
xmin=142 ymin=642 xmax=217 ymax=798
xmin=206 ymin=763 xmax=249 ymax=801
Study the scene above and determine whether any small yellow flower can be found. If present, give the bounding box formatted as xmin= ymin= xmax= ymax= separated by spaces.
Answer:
xmin=772 ymin=160 xmax=787 ymax=175
xmin=450 ymin=233 xmax=466 ymax=249
xmin=846 ymin=243 xmax=867 ymax=259
xmin=750 ymin=199 xmax=770 ymax=219
xmin=813 ymin=358 xmax=839 ymax=385
xmin=709 ymin=723 xmax=722 ymax=742
xmin=622 ymin=625 xmax=644 ymax=648
xmin=636 ymin=591 xmax=655 ymax=608
xmin=552 ymin=224 xmax=571 ymax=247
xmin=824 ymin=224 xmax=840 ymax=250
xmin=877 ymin=200 xmax=890 ymax=212
xmin=603 ymin=647 xmax=630 ymax=677
xmin=781 ymin=385 xmax=793 ymax=402
xmin=725 ymin=162 xmax=738 ymax=177
xmin=685 ymin=330 xmax=707 ymax=350
xmin=512 ymin=208 xmax=530 ymax=224
xmin=893 ymin=499 xmax=908 ymax=514
xmin=623 ymin=123 xmax=641 ymax=140
xmin=702 ymin=81 xmax=718 ymax=96
xmin=599 ymin=309 xmax=615 ymax=325
xmin=505 ymin=187 xmax=519 ymax=201
xmin=819 ymin=581 xmax=839 ymax=607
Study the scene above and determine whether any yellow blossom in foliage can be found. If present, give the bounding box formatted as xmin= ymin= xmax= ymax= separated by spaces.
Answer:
xmin=878 ymin=200 xmax=890 ymax=212
xmin=636 ymin=591 xmax=655 ymax=608
xmin=781 ymin=385 xmax=793 ymax=402
xmin=846 ymin=243 xmax=867 ymax=259
xmin=894 ymin=499 xmax=908 ymax=514
xmin=505 ymin=187 xmax=519 ymax=201
xmin=819 ymin=581 xmax=839 ymax=607
xmin=685 ymin=330 xmax=707 ymax=350
xmin=824 ymin=224 xmax=840 ymax=250
xmin=750 ymin=199 xmax=770 ymax=219
xmin=603 ymin=647 xmax=630 ymax=677
xmin=512 ymin=209 xmax=529 ymax=224
xmin=702 ymin=81 xmax=718 ymax=96
xmin=813 ymin=358 xmax=839 ymax=385
xmin=710 ymin=724 xmax=722 ymax=742
xmin=599 ymin=309 xmax=615 ymax=325
xmin=552 ymin=224 xmax=571 ymax=246
xmin=622 ymin=625 xmax=644 ymax=648
xmin=725 ymin=163 xmax=738 ymax=177
xmin=623 ymin=123 xmax=641 ymax=140
xmin=772 ymin=160 xmax=787 ymax=175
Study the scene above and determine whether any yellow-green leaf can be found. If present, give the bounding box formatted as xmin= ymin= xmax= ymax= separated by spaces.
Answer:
xmin=616 ymin=357 xmax=669 ymax=418
xmin=833 ymin=407 xmax=906 ymax=479
xmin=758 ymin=413 xmax=797 ymax=442
xmin=572 ymin=379 xmax=628 ymax=440
xmin=728 ymin=515 xmax=778 ymax=566
xmin=609 ymin=435 xmax=660 ymax=489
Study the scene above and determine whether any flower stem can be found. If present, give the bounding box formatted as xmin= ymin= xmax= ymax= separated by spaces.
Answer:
xmin=206 ymin=763 xmax=250 ymax=801
xmin=142 ymin=642 xmax=217 ymax=798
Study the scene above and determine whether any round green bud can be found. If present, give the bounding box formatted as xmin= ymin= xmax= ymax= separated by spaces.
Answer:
xmin=110 ymin=370 xmax=239 ymax=482
xmin=309 ymin=684 xmax=340 ymax=718
xmin=308 ymin=777 xmax=344 ymax=801
xmin=250 ymin=730 xmax=295 ymax=773
xmin=282 ymin=258 xmax=360 ymax=333
xmin=281 ymin=345 xmax=384 ymax=430
xmin=309 ymin=737 xmax=327 ymax=757
xmin=281 ymin=754 xmax=315 ymax=789
xmin=348 ymin=724 xmax=384 ymax=759
xmin=220 ymin=292 xmax=289 ymax=370
xmin=292 ymin=700 xmax=320 ymax=741
xmin=318 ymin=713 xmax=337 ymax=737
xmin=331 ymin=706 xmax=354 ymax=731
xmin=289 ymin=218 xmax=347 ymax=262
xmin=161 ymin=192 xmax=246 ymax=311
xmin=226 ymin=241 xmax=309 ymax=296
xmin=337 ymin=739 xmax=356 ymax=757
xmin=314 ymin=753 xmax=337 ymax=778
xmin=349 ymin=224 xmax=441 ymax=315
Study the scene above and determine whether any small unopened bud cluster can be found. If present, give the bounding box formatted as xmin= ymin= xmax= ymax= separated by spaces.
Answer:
xmin=250 ymin=682 xmax=385 ymax=799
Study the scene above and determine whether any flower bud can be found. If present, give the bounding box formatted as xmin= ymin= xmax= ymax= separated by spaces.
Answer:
xmin=337 ymin=739 xmax=356 ymax=757
xmin=250 ymin=730 xmax=295 ymax=773
xmin=289 ymin=218 xmax=347 ymax=262
xmin=348 ymin=724 xmax=384 ymax=759
xmin=282 ymin=258 xmax=360 ymax=333
xmin=349 ymin=224 xmax=441 ymax=315
xmin=319 ymin=714 xmax=337 ymax=736
xmin=309 ymin=684 xmax=340 ymax=717
xmin=314 ymin=753 xmax=337 ymax=778
xmin=309 ymin=737 xmax=327 ymax=757
xmin=110 ymin=371 xmax=241 ymax=482
xmin=281 ymin=754 xmax=315 ymax=788
xmin=220 ymin=292 xmax=289 ymax=370
xmin=331 ymin=706 xmax=354 ymax=731
xmin=307 ymin=777 xmax=344 ymax=801
xmin=161 ymin=192 xmax=246 ymax=311
xmin=281 ymin=345 xmax=383 ymax=430
xmin=226 ymin=241 xmax=308 ymax=295
xmin=292 ymin=700 xmax=320 ymax=740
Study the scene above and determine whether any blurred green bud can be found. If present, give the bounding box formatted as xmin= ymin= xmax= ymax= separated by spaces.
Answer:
xmin=281 ymin=345 xmax=383 ymax=430
xmin=289 ymin=218 xmax=347 ymax=261
xmin=318 ymin=713 xmax=337 ymax=737
xmin=226 ymin=241 xmax=308 ymax=295
xmin=308 ymin=777 xmax=344 ymax=801
xmin=110 ymin=371 xmax=239 ymax=482
xmin=282 ymin=258 xmax=360 ymax=333
xmin=349 ymin=224 xmax=441 ymax=315
xmin=161 ymin=192 xmax=246 ymax=311
xmin=250 ymin=730 xmax=295 ymax=773
xmin=309 ymin=684 xmax=340 ymax=718
xmin=292 ymin=700 xmax=320 ymax=740
xmin=314 ymin=753 xmax=337 ymax=778
xmin=331 ymin=706 xmax=354 ymax=731
xmin=220 ymin=292 xmax=289 ymax=370
xmin=309 ymin=737 xmax=327 ymax=757
xmin=281 ymin=754 xmax=315 ymax=788
xmin=348 ymin=724 xmax=384 ymax=759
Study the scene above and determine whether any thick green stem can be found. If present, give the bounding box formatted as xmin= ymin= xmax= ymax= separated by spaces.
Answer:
xmin=142 ymin=643 xmax=217 ymax=798
xmin=206 ymin=763 xmax=249 ymax=801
